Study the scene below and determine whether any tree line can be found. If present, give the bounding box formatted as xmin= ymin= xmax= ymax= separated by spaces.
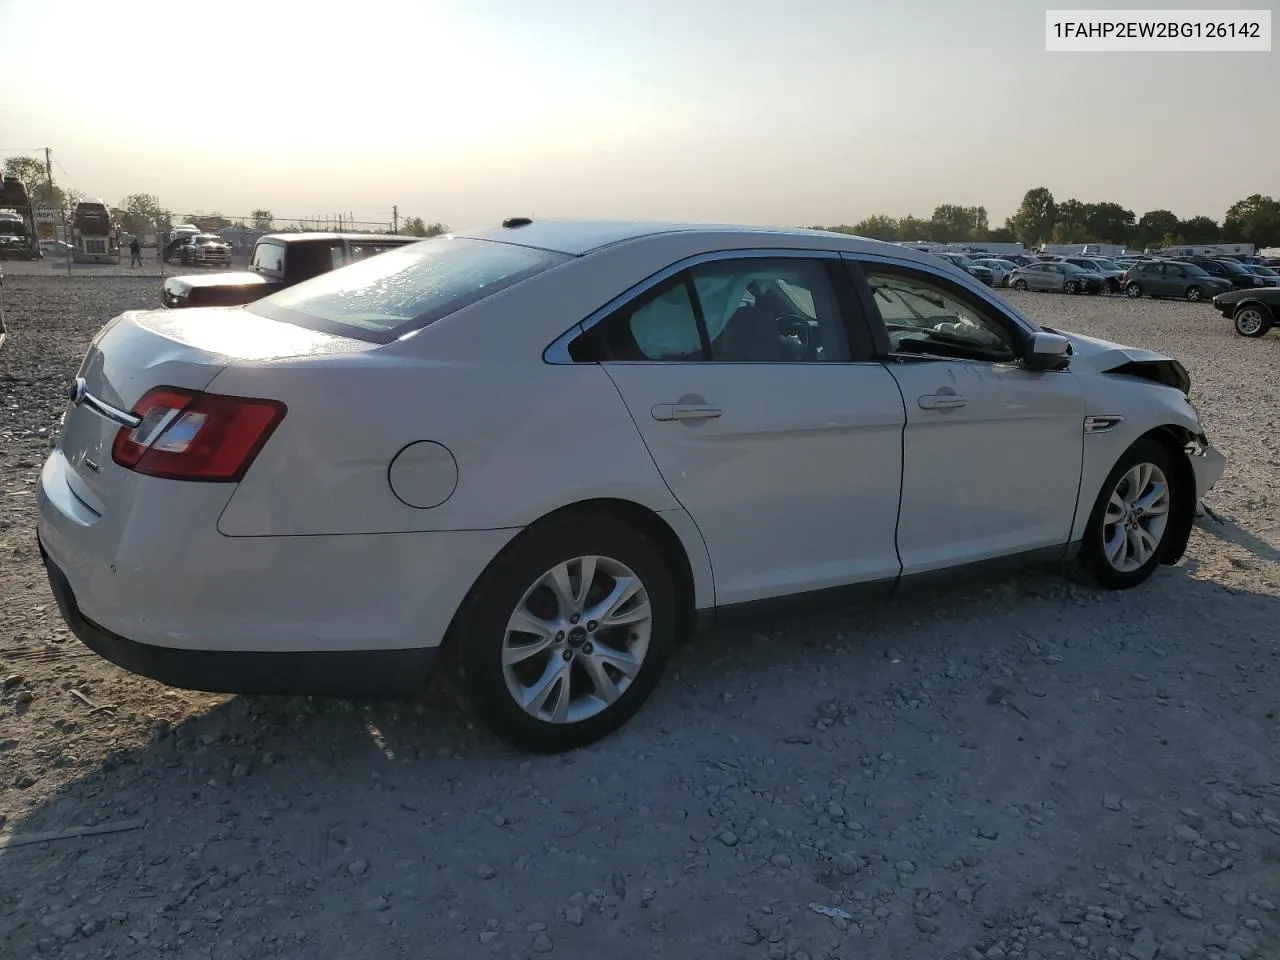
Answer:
xmin=812 ymin=188 xmax=1280 ymax=250
xmin=2 ymin=155 xmax=446 ymax=239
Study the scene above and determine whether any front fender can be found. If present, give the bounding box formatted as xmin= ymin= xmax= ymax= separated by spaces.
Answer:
xmin=1068 ymin=374 xmax=1209 ymax=547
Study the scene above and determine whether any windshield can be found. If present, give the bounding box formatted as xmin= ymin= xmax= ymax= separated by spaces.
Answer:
xmin=249 ymin=236 xmax=571 ymax=344
xmin=1214 ymin=259 xmax=1249 ymax=274
xmin=1182 ymin=263 xmax=1210 ymax=277
xmin=1250 ymin=265 xmax=1278 ymax=277
xmin=1091 ymin=259 xmax=1120 ymax=270
xmin=0 ymin=218 xmax=24 ymax=237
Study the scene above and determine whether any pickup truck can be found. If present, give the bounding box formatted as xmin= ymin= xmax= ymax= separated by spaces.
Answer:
xmin=161 ymin=232 xmax=421 ymax=308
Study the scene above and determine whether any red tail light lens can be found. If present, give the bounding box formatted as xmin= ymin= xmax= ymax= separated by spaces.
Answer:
xmin=111 ymin=386 xmax=286 ymax=482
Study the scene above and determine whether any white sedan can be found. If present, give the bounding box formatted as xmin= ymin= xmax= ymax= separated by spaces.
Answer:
xmin=37 ymin=219 xmax=1226 ymax=752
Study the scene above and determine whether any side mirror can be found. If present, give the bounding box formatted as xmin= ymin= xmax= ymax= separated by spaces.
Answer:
xmin=1022 ymin=331 xmax=1071 ymax=371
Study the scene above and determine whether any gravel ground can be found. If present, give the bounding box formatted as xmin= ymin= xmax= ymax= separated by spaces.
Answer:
xmin=0 ymin=278 xmax=1277 ymax=960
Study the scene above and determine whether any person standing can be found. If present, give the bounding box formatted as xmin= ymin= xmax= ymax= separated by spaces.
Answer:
xmin=129 ymin=236 xmax=142 ymax=267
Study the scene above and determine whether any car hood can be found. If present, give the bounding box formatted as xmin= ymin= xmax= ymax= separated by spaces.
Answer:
xmin=1053 ymin=330 xmax=1191 ymax=393
xmin=166 ymin=271 xmax=269 ymax=290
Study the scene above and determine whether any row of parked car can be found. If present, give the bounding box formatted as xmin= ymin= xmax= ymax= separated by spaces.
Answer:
xmin=932 ymin=249 xmax=1280 ymax=342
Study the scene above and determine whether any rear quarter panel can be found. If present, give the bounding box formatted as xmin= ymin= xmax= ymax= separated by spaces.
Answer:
xmin=211 ymin=357 xmax=685 ymax=536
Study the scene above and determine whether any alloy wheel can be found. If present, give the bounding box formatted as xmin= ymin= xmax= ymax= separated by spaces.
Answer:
xmin=1235 ymin=308 xmax=1264 ymax=336
xmin=501 ymin=556 xmax=652 ymax=724
xmin=1101 ymin=462 xmax=1170 ymax=573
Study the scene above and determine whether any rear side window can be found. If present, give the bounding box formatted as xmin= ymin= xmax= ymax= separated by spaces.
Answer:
xmin=249 ymin=238 xmax=571 ymax=344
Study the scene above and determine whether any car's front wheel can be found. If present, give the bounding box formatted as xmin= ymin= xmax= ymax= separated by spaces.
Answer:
xmin=457 ymin=514 xmax=676 ymax=752
xmin=1233 ymin=304 xmax=1273 ymax=338
xmin=1185 ymin=285 xmax=1203 ymax=302
xmin=1012 ymin=279 xmax=1028 ymax=291
xmin=1081 ymin=438 xmax=1184 ymax=590
xmin=1065 ymin=280 xmax=1080 ymax=294
xmin=1126 ymin=282 xmax=1143 ymax=298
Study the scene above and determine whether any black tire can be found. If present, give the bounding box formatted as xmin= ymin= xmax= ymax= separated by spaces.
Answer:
xmin=1065 ymin=280 xmax=1079 ymax=294
xmin=455 ymin=513 xmax=677 ymax=752
xmin=1013 ymin=279 xmax=1028 ymax=291
xmin=1185 ymin=285 xmax=1203 ymax=302
xmin=1080 ymin=438 xmax=1185 ymax=590
xmin=1233 ymin=303 xmax=1273 ymax=338
xmin=1126 ymin=282 xmax=1143 ymax=298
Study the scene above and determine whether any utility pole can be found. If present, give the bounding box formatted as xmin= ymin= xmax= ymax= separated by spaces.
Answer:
xmin=392 ymin=205 xmax=398 ymax=234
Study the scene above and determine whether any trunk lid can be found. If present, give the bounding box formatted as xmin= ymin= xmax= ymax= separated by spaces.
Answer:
xmin=58 ymin=307 xmax=367 ymax=513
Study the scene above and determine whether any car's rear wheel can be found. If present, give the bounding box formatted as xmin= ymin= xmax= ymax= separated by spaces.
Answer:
xmin=1013 ymin=279 xmax=1028 ymax=291
xmin=1185 ymin=285 xmax=1203 ymax=302
xmin=1233 ymin=304 xmax=1273 ymax=338
xmin=457 ymin=515 xmax=676 ymax=752
xmin=1126 ymin=282 xmax=1143 ymax=298
xmin=1081 ymin=439 xmax=1182 ymax=590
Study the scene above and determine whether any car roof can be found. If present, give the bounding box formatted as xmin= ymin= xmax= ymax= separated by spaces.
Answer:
xmin=259 ymin=232 xmax=421 ymax=244
xmin=451 ymin=217 xmax=947 ymax=265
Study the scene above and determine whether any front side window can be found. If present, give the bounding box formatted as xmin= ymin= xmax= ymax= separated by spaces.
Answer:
xmin=862 ymin=265 xmax=1019 ymax=364
xmin=249 ymin=237 xmax=570 ymax=343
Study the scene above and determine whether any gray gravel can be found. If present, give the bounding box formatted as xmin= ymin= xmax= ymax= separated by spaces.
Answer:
xmin=1 ymin=279 xmax=1277 ymax=960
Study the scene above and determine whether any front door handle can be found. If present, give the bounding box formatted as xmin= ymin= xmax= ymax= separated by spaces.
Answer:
xmin=918 ymin=394 xmax=969 ymax=410
xmin=651 ymin=403 xmax=723 ymax=422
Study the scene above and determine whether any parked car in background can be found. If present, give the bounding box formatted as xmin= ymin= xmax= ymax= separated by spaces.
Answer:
xmin=933 ymin=251 xmax=994 ymax=286
xmin=39 ymin=239 xmax=74 ymax=257
xmin=1211 ymin=287 xmax=1280 ymax=338
xmin=1240 ymin=264 xmax=1280 ymax=287
xmin=1181 ymin=257 xmax=1265 ymax=290
xmin=1122 ymin=261 xmax=1233 ymax=302
xmin=163 ymin=232 xmax=422 ymax=308
xmin=972 ymin=258 xmax=1018 ymax=287
xmin=1009 ymin=261 xmax=1106 ymax=294
xmin=178 ymin=234 xmax=232 ymax=266
xmin=1053 ymin=256 xmax=1122 ymax=293
xmin=36 ymin=217 xmax=1226 ymax=751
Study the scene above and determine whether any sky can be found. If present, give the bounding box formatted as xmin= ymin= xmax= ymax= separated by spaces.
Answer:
xmin=1 ymin=0 xmax=1275 ymax=231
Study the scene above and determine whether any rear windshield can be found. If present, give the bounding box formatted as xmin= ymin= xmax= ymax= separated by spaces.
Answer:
xmin=248 ymin=237 xmax=571 ymax=343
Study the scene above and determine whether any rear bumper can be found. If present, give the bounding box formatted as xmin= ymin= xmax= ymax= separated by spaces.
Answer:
xmin=35 ymin=448 xmax=517 ymax=695
xmin=38 ymin=536 xmax=435 ymax=697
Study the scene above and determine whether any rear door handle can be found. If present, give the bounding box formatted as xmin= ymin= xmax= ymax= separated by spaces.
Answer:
xmin=651 ymin=403 xmax=723 ymax=422
xmin=918 ymin=394 xmax=969 ymax=410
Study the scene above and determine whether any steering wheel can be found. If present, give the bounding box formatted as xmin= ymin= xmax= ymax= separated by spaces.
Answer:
xmin=776 ymin=314 xmax=814 ymax=355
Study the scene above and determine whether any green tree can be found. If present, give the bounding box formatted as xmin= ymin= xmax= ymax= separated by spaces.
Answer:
xmin=1178 ymin=216 xmax=1220 ymax=243
xmin=985 ymin=226 xmax=1016 ymax=243
xmin=849 ymin=215 xmax=899 ymax=240
xmin=250 ymin=209 xmax=274 ymax=232
xmin=897 ymin=215 xmax=932 ymax=241
xmin=1136 ymin=210 xmax=1180 ymax=248
xmin=184 ymin=212 xmax=232 ymax=232
xmin=1082 ymin=202 xmax=1135 ymax=245
xmin=929 ymin=204 xmax=988 ymax=242
xmin=116 ymin=194 xmax=171 ymax=235
xmin=1007 ymin=187 xmax=1056 ymax=247
xmin=400 ymin=217 xmax=448 ymax=238
xmin=1223 ymin=194 xmax=1280 ymax=247
xmin=3 ymin=154 xmax=64 ymax=209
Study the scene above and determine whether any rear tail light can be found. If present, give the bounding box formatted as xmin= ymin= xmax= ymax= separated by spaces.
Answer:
xmin=111 ymin=386 xmax=286 ymax=482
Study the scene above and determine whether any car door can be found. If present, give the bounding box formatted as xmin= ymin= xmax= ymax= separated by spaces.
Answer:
xmin=1040 ymin=264 xmax=1067 ymax=291
xmin=1162 ymin=263 xmax=1187 ymax=296
xmin=848 ymin=257 xmax=1086 ymax=574
xmin=571 ymin=252 xmax=906 ymax=605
